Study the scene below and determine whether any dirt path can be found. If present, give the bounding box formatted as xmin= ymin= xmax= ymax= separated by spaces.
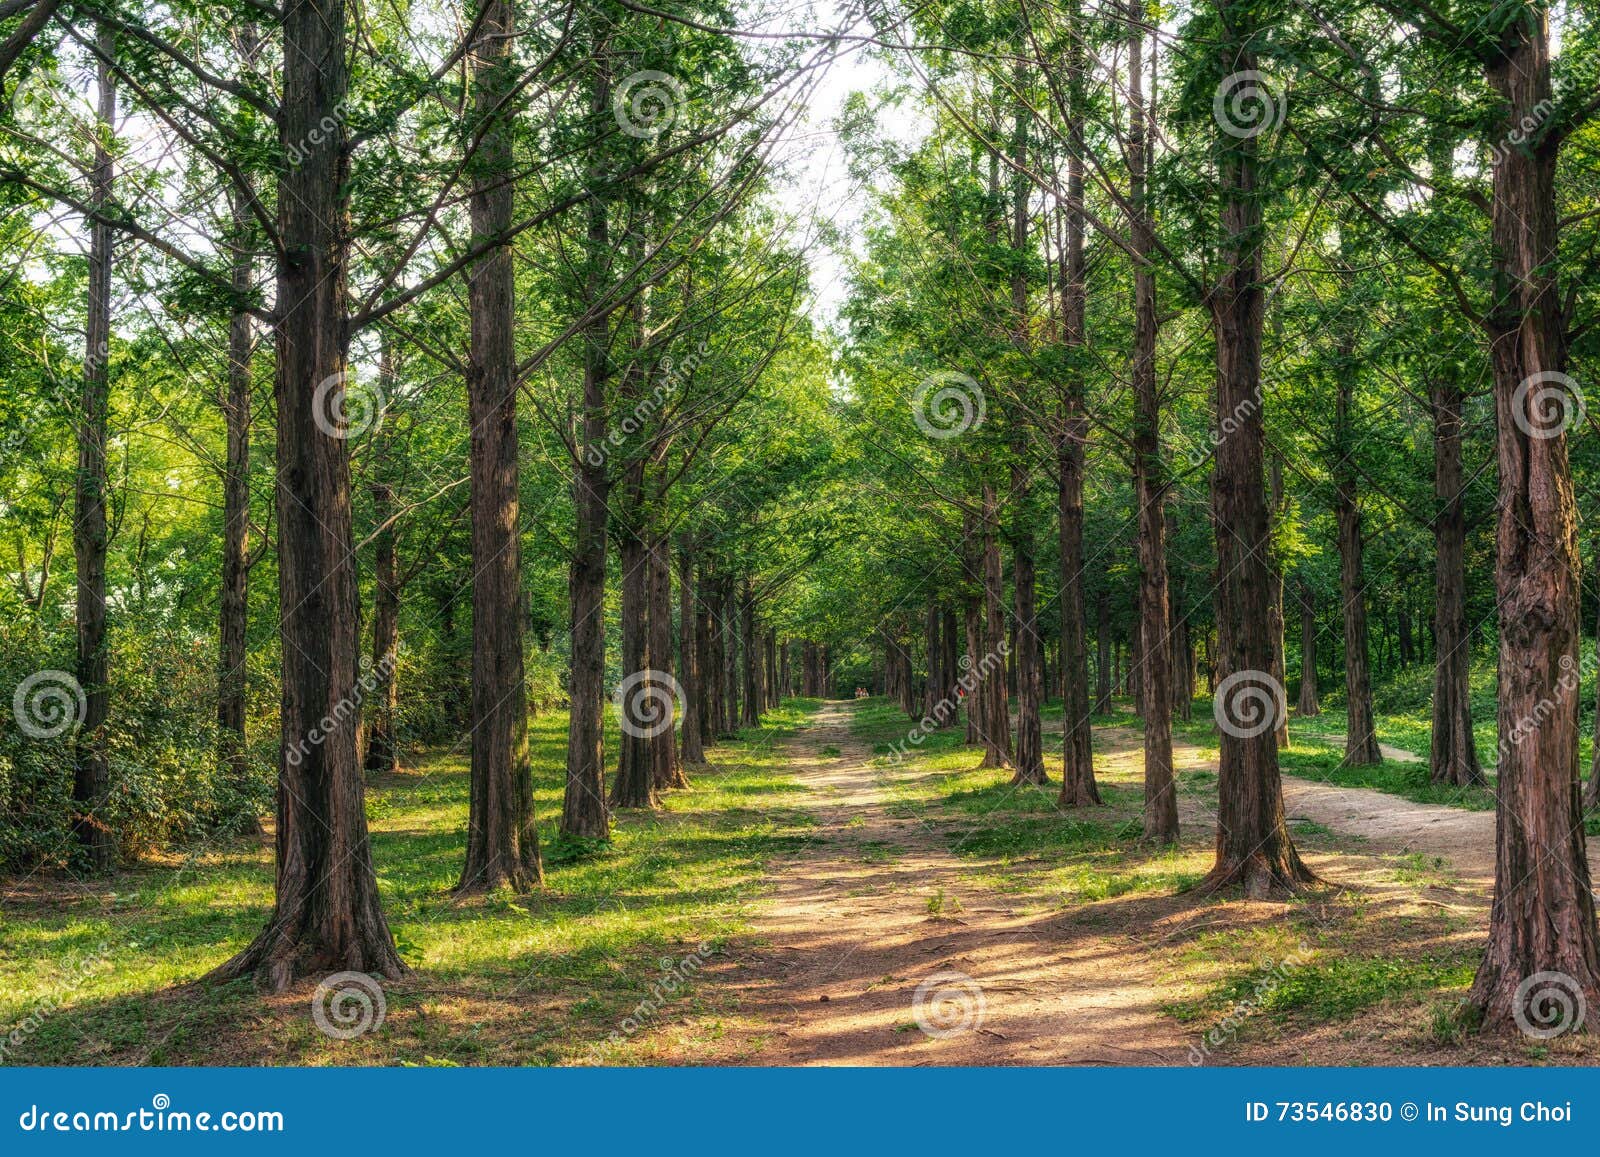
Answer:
xmin=705 ymin=702 xmax=1188 ymax=1065
xmin=1090 ymin=724 xmax=1499 ymax=883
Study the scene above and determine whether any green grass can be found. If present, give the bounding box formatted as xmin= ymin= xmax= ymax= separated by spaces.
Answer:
xmin=849 ymin=695 xmax=1206 ymax=904
xmin=0 ymin=699 xmax=822 ymax=1067
xmin=1174 ymin=954 xmax=1476 ymax=1025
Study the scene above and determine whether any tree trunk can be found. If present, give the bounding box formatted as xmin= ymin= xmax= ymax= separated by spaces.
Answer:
xmin=1057 ymin=0 xmax=1101 ymax=813
xmin=72 ymin=23 xmax=115 ymax=874
xmin=218 ymin=175 xmax=258 ymax=830
xmin=1334 ymin=437 xmax=1381 ymax=765
xmin=1470 ymin=7 xmax=1600 ymax=1033
xmin=940 ymin=609 xmax=959 ymax=726
xmin=1588 ymin=590 xmax=1600 ymax=811
xmin=1127 ymin=585 xmax=1142 ymax=712
xmin=648 ymin=534 xmax=684 ymax=790
xmin=458 ymin=0 xmax=542 ymax=891
xmin=696 ymin=563 xmax=716 ymax=745
xmin=611 ymin=486 xmax=657 ymax=810
xmin=1296 ymin=576 xmax=1320 ymax=716
xmin=211 ymin=0 xmax=405 ymax=986
xmin=1093 ymin=587 xmax=1112 ymax=714
xmin=1128 ymin=11 xmax=1174 ymax=841
xmin=1430 ymin=375 xmax=1480 ymax=785
xmin=1198 ymin=13 xmax=1313 ymax=898
xmin=741 ymin=578 xmax=761 ymax=727
xmin=980 ymin=484 xmax=1012 ymax=768
xmin=962 ymin=507 xmax=984 ymax=745
xmin=1012 ymin=470 xmax=1046 ymax=785
xmin=1267 ymin=456 xmax=1290 ymax=749
xmin=722 ymin=577 xmax=740 ymax=732
xmin=1328 ymin=251 xmax=1382 ymax=766
xmin=678 ymin=542 xmax=704 ymax=767
xmin=364 ymin=479 xmax=400 ymax=776
xmin=1170 ymin=570 xmax=1193 ymax=721
xmin=923 ymin=604 xmax=942 ymax=721
xmin=560 ymin=57 xmax=613 ymax=841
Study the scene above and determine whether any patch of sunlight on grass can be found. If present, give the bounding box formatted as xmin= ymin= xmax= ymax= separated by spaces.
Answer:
xmin=0 ymin=699 xmax=823 ymax=1067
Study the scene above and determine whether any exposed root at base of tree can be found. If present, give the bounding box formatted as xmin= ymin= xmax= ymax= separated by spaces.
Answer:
xmin=206 ymin=922 xmax=409 ymax=994
xmin=1469 ymin=956 xmax=1600 ymax=1038
xmin=1193 ymin=854 xmax=1322 ymax=901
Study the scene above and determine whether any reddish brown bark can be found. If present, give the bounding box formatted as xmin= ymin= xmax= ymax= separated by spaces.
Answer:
xmin=1469 ymin=6 xmax=1600 ymax=1033
xmin=211 ymin=0 xmax=405 ymax=986
xmin=611 ymin=476 xmax=656 ymax=810
xmin=560 ymin=56 xmax=613 ymax=841
xmin=678 ymin=542 xmax=704 ymax=768
xmin=1128 ymin=10 xmax=1174 ymax=841
xmin=1429 ymin=375 xmax=1481 ymax=786
xmin=1295 ymin=576 xmax=1320 ymax=717
xmin=649 ymin=535 xmax=684 ymax=789
xmin=458 ymin=0 xmax=541 ymax=892
xmin=1198 ymin=11 xmax=1313 ymax=898
xmin=741 ymin=577 xmax=761 ymax=727
xmin=1333 ymin=327 xmax=1382 ymax=767
xmin=218 ymin=175 xmax=259 ymax=828
xmin=980 ymin=484 xmax=1012 ymax=769
xmin=962 ymin=509 xmax=984 ymax=745
xmin=364 ymin=479 xmax=400 ymax=776
xmin=72 ymin=24 xmax=115 ymax=874
xmin=1266 ymin=457 xmax=1289 ymax=750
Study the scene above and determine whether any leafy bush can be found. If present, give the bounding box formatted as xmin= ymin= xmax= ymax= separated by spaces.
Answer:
xmin=1 ymin=626 xmax=270 ymax=872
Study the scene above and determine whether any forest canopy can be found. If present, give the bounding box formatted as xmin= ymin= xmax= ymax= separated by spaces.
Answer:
xmin=2 ymin=0 xmax=1600 ymax=1060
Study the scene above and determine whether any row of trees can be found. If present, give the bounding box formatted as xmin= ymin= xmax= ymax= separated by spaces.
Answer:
xmin=4 ymin=0 xmax=1600 ymax=1041
xmin=816 ymin=0 xmax=1600 ymax=1036
xmin=0 ymin=0 xmax=852 ymax=989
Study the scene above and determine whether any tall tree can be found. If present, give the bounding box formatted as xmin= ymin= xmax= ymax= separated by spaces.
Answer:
xmin=212 ymin=0 xmax=405 ymax=987
xmin=1198 ymin=7 xmax=1312 ymax=896
xmin=458 ymin=0 xmax=542 ymax=892
xmin=72 ymin=23 xmax=115 ymax=873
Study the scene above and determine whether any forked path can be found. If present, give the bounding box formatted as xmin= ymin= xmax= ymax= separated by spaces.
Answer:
xmin=708 ymin=702 xmax=1187 ymax=1065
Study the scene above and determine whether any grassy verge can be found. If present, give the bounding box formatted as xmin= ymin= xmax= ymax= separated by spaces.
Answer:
xmin=0 ymin=699 xmax=821 ymax=1067
xmin=849 ymin=696 xmax=1207 ymax=905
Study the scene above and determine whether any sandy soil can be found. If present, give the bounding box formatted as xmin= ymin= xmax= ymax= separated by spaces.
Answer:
xmin=699 ymin=702 xmax=1189 ymax=1065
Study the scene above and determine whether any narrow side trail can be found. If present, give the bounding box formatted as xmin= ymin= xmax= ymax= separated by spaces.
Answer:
xmin=1087 ymin=724 xmax=1498 ymax=884
xmin=703 ymin=701 xmax=1187 ymax=1065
